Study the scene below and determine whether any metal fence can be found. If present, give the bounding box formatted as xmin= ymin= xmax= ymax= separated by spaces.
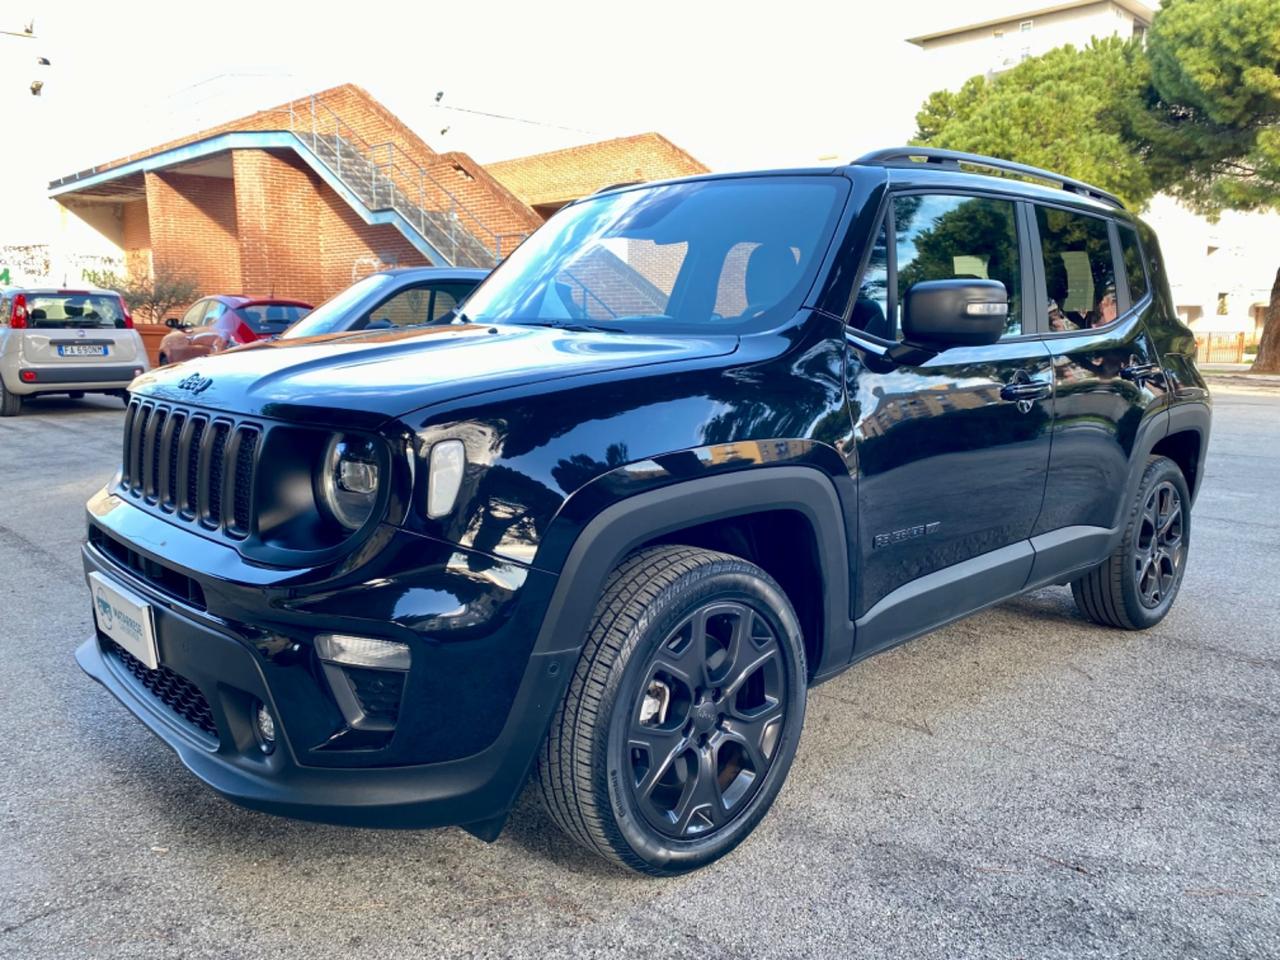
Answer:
xmin=1195 ymin=332 xmax=1247 ymax=364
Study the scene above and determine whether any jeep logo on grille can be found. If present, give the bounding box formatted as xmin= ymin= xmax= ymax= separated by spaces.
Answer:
xmin=177 ymin=373 xmax=214 ymax=395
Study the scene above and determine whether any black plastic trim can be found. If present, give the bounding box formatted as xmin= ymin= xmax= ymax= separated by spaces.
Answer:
xmin=534 ymin=467 xmax=856 ymax=678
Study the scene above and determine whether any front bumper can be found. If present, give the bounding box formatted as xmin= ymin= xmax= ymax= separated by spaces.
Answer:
xmin=77 ymin=500 xmax=575 ymax=833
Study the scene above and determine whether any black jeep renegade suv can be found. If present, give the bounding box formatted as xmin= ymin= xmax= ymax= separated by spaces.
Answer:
xmin=78 ymin=148 xmax=1210 ymax=875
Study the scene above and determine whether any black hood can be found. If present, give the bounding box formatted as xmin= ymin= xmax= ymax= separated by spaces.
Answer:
xmin=132 ymin=323 xmax=738 ymax=427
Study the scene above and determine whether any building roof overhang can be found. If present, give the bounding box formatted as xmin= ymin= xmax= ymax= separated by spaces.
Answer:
xmin=907 ymin=0 xmax=1155 ymax=45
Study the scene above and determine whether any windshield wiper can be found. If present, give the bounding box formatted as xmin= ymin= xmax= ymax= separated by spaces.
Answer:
xmin=516 ymin=320 xmax=620 ymax=334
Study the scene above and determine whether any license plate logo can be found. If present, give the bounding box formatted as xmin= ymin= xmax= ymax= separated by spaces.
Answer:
xmin=89 ymin=572 xmax=158 ymax=669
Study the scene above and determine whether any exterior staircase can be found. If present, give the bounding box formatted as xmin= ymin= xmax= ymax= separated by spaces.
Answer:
xmin=291 ymin=97 xmax=525 ymax=268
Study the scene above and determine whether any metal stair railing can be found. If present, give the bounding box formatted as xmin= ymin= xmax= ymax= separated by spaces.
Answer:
xmin=288 ymin=95 xmax=527 ymax=267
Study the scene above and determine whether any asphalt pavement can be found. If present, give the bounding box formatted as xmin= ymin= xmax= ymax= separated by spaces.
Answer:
xmin=1 ymin=385 xmax=1277 ymax=959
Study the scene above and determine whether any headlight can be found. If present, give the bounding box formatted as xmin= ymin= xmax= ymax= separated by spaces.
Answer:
xmin=426 ymin=439 xmax=466 ymax=518
xmin=317 ymin=434 xmax=382 ymax=531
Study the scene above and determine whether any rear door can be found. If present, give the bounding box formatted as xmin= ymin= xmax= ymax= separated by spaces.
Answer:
xmin=846 ymin=192 xmax=1054 ymax=648
xmin=1026 ymin=203 xmax=1168 ymax=580
xmin=17 ymin=292 xmax=143 ymax=366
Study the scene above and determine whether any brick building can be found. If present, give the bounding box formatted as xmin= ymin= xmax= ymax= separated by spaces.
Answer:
xmin=49 ymin=84 xmax=707 ymax=319
xmin=487 ymin=133 xmax=709 ymax=220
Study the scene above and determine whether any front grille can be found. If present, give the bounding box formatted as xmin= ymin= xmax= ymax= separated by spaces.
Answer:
xmin=104 ymin=639 xmax=218 ymax=743
xmin=120 ymin=399 xmax=260 ymax=539
xmin=205 ymin=423 xmax=229 ymax=527
xmin=88 ymin=527 xmax=207 ymax=610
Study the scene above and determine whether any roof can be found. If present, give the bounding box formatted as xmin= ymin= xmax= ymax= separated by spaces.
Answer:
xmin=375 ymin=266 xmax=490 ymax=280
xmin=5 ymin=287 xmax=122 ymax=296
xmin=907 ymin=0 xmax=1155 ymax=45
xmin=50 ymin=84 xmax=420 ymax=186
xmin=486 ymin=133 xmax=710 ymax=208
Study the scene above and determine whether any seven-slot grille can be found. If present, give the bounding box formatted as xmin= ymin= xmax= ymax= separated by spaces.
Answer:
xmin=121 ymin=399 xmax=260 ymax=538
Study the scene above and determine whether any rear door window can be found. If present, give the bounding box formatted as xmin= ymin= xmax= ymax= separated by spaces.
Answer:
xmin=234 ymin=304 xmax=309 ymax=335
xmin=1035 ymin=206 xmax=1118 ymax=331
xmin=202 ymin=301 xmax=227 ymax=325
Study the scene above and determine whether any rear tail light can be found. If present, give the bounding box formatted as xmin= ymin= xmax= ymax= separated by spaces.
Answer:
xmin=10 ymin=293 xmax=26 ymax=329
xmin=117 ymin=296 xmax=133 ymax=329
xmin=232 ymin=320 xmax=258 ymax=345
xmin=20 ymin=370 xmax=36 ymax=382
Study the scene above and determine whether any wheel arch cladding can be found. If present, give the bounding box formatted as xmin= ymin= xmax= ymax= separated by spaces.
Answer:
xmin=531 ymin=466 xmax=854 ymax=680
xmin=1157 ymin=427 xmax=1203 ymax=504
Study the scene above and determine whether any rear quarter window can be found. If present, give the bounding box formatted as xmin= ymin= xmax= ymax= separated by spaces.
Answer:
xmin=1118 ymin=226 xmax=1149 ymax=304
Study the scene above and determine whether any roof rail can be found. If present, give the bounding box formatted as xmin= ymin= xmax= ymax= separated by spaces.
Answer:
xmin=854 ymin=147 xmax=1125 ymax=210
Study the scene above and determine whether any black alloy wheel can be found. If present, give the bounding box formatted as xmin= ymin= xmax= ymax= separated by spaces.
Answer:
xmin=538 ymin=546 xmax=807 ymax=875
xmin=1134 ymin=480 xmax=1184 ymax=609
xmin=626 ymin=601 xmax=787 ymax=839
xmin=1072 ymin=455 xmax=1191 ymax=629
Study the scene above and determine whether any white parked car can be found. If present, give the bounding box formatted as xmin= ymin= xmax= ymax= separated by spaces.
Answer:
xmin=0 ymin=287 xmax=150 ymax=416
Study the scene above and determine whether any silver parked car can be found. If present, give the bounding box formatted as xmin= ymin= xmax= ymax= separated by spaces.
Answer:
xmin=0 ymin=287 xmax=150 ymax=416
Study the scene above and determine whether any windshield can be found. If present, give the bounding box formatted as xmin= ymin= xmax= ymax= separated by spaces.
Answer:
xmin=280 ymin=273 xmax=398 ymax=339
xmin=24 ymin=293 xmax=128 ymax=329
xmin=460 ymin=176 xmax=848 ymax=334
xmin=234 ymin=303 xmax=310 ymax=335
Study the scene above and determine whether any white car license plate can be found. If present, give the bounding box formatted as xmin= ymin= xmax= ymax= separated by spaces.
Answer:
xmin=89 ymin=572 xmax=159 ymax=669
xmin=58 ymin=344 xmax=108 ymax=357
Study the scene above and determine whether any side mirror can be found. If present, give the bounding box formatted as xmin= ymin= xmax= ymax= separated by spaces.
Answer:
xmin=165 ymin=317 xmax=183 ymax=330
xmin=902 ymin=279 xmax=1008 ymax=349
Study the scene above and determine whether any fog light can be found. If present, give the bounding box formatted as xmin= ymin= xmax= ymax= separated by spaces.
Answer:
xmin=20 ymin=370 xmax=36 ymax=382
xmin=255 ymin=701 xmax=276 ymax=753
xmin=315 ymin=633 xmax=411 ymax=671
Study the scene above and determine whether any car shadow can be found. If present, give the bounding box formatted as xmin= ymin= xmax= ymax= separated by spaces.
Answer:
xmin=16 ymin=394 xmax=125 ymax=417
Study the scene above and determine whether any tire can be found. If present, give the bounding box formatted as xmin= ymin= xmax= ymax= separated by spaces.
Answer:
xmin=1071 ymin=455 xmax=1191 ymax=630
xmin=0 ymin=379 xmax=22 ymax=417
xmin=537 ymin=545 xmax=807 ymax=875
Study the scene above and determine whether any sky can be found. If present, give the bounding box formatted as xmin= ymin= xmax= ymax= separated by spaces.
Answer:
xmin=0 ymin=0 xmax=1043 ymax=244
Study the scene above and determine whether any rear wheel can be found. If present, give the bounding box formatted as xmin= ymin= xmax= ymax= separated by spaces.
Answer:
xmin=0 ymin=379 xmax=22 ymax=417
xmin=537 ymin=546 xmax=807 ymax=875
xmin=1071 ymin=455 xmax=1190 ymax=629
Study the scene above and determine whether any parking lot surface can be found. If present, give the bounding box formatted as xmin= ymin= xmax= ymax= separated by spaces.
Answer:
xmin=1 ymin=386 xmax=1277 ymax=960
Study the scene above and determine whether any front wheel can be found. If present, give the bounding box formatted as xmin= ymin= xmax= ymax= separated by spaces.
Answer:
xmin=537 ymin=546 xmax=807 ymax=875
xmin=1071 ymin=455 xmax=1191 ymax=629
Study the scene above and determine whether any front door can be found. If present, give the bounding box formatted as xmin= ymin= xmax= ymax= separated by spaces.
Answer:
xmin=844 ymin=192 xmax=1053 ymax=649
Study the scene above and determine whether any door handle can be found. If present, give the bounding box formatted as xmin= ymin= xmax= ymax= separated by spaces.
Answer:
xmin=1000 ymin=381 xmax=1052 ymax=402
xmin=1120 ymin=361 xmax=1163 ymax=386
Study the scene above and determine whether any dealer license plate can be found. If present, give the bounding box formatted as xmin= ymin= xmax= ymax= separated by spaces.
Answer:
xmin=89 ymin=572 xmax=159 ymax=669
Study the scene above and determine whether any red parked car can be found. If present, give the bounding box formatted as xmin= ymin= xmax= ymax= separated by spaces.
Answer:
xmin=157 ymin=295 xmax=312 ymax=365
